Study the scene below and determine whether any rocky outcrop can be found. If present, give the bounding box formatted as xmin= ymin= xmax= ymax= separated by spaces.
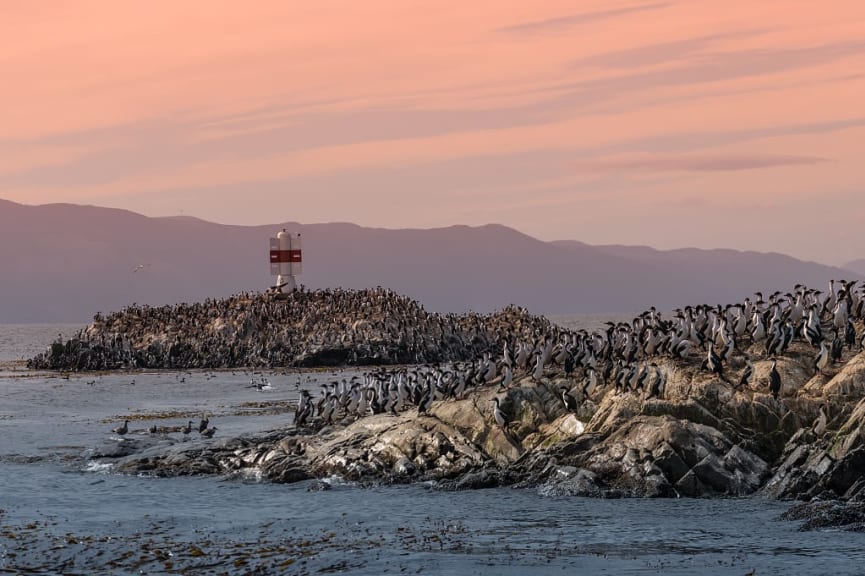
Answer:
xmin=98 ymin=344 xmax=865 ymax=503
xmin=781 ymin=499 xmax=865 ymax=531
xmin=761 ymin=353 xmax=865 ymax=501
xmin=28 ymin=289 xmax=550 ymax=370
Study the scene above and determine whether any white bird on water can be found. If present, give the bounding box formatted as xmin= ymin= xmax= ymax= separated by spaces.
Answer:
xmin=132 ymin=263 xmax=150 ymax=273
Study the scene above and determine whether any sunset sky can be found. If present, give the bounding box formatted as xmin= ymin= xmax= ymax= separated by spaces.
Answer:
xmin=2 ymin=1 xmax=864 ymax=264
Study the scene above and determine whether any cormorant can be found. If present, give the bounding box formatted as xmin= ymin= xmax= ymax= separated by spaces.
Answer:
xmin=560 ymin=387 xmax=579 ymax=413
xmin=814 ymin=341 xmax=830 ymax=375
xmin=491 ymin=397 xmax=509 ymax=431
xmin=769 ymin=358 xmax=781 ymax=400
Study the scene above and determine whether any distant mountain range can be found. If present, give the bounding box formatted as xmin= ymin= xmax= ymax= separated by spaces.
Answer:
xmin=0 ymin=199 xmax=861 ymax=323
xmin=843 ymin=259 xmax=865 ymax=276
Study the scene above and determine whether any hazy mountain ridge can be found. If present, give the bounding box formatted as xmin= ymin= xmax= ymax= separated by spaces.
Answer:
xmin=844 ymin=259 xmax=865 ymax=276
xmin=0 ymin=200 xmax=860 ymax=322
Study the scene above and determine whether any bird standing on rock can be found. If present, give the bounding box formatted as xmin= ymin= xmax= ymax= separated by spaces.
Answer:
xmin=646 ymin=363 xmax=664 ymax=399
xmin=531 ymin=354 xmax=544 ymax=381
xmin=814 ymin=341 xmax=830 ymax=376
xmin=491 ymin=397 xmax=509 ymax=432
xmin=704 ymin=345 xmax=723 ymax=378
xmin=768 ymin=358 xmax=781 ymax=400
xmin=499 ymin=364 xmax=513 ymax=390
xmin=560 ymin=387 xmax=579 ymax=413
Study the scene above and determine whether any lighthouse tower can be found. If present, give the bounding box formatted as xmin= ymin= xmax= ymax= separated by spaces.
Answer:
xmin=269 ymin=229 xmax=302 ymax=292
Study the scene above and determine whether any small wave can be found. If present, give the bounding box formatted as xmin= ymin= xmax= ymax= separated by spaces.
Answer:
xmin=236 ymin=468 xmax=264 ymax=482
xmin=321 ymin=475 xmax=352 ymax=487
xmin=83 ymin=461 xmax=114 ymax=474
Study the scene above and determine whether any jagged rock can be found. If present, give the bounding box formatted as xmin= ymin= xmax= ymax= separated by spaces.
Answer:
xmin=537 ymin=468 xmax=607 ymax=497
xmin=438 ymin=467 xmax=505 ymax=490
xmin=763 ymin=390 xmax=865 ymax=500
xmin=72 ymin=294 xmax=865 ymax=502
xmin=781 ymin=500 xmax=865 ymax=531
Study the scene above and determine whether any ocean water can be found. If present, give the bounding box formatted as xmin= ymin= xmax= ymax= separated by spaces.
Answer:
xmin=1 ymin=324 xmax=863 ymax=575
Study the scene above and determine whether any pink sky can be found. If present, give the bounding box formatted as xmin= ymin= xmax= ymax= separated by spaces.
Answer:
xmin=2 ymin=1 xmax=864 ymax=264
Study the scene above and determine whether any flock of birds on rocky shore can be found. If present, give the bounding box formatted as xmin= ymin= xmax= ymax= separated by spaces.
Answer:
xmin=292 ymin=280 xmax=865 ymax=432
xmin=34 ymin=287 xmax=548 ymax=371
xmin=74 ymin=279 xmax=865 ymax=438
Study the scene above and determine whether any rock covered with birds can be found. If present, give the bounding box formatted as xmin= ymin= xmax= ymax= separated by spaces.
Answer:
xmin=28 ymin=287 xmax=550 ymax=370
xmin=92 ymin=280 xmax=865 ymax=508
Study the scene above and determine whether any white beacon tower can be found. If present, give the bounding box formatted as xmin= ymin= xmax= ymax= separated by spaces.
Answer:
xmin=269 ymin=229 xmax=302 ymax=292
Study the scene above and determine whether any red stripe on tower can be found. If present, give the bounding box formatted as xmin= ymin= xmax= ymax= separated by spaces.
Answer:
xmin=270 ymin=250 xmax=303 ymax=263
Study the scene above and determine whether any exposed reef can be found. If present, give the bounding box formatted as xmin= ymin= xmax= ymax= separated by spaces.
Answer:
xmin=101 ymin=341 xmax=865 ymax=506
xmin=33 ymin=283 xmax=865 ymax=522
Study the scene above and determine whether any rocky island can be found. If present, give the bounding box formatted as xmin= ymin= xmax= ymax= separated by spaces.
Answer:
xmin=32 ymin=284 xmax=865 ymax=529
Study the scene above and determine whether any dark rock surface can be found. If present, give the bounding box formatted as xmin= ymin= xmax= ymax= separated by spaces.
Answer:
xmin=781 ymin=499 xmax=865 ymax=531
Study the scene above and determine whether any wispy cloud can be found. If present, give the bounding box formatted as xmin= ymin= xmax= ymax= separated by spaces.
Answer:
xmin=497 ymin=2 xmax=672 ymax=35
xmin=572 ymin=153 xmax=829 ymax=173
xmin=569 ymin=29 xmax=772 ymax=70
xmin=535 ymin=40 xmax=865 ymax=117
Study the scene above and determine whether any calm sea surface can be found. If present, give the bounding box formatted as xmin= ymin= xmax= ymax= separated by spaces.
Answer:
xmin=1 ymin=323 xmax=862 ymax=575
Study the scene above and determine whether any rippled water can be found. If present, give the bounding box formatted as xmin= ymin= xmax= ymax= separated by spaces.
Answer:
xmin=1 ymin=324 xmax=863 ymax=575
xmin=0 ymin=323 xmax=82 ymax=362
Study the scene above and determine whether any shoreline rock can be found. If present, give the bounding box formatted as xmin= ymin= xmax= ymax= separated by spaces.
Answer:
xmin=29 ymin=284 xmax=865 ymax=530
xmin=95 ymin=344 xmax=865 ymax=511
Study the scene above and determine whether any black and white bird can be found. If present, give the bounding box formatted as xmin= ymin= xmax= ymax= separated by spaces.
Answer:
xmin=200 ymin=426 xmax=218 ymax=438
xmin=295 ymin=390 xmax=313 ymax=426
xmin=198 ymin=414 xmax=210 ymax=433
xmin=560 ymin=387 xmax=579 ymax=413
xmin=814 ymin=340 xmax=830 ymax=376
xmin=704 ymin=345 xmax=724 ymax=379
xmin=182 ymin=420 xmax=194 ymax=435
xmin=831 ymin=332 xmax=844 ymax=364
xmin=647 ymin=363 xmax=665 ymax=399
xmin=803 ymin=307 xmax=823 ymax=347
xmin=499 ymin=364 xmax=513 ymax=390
xmin=531 ymin=354 xmax=544 ymax=381
xmin=417 ymin=379 xmax=435 ymax=415
xmin=491 ymin=397 xmax=509 ymax=431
